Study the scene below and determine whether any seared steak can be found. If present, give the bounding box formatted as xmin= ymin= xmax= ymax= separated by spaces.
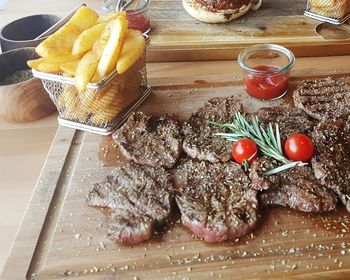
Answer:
xmin=173 ymin=159 xmax=259 ymax=242
xmin=112 ymin=112 xmax=182 ymax=168
xmin=249 ymin=157 xmax=337 ymax=213
xmin=108 ymin=208 xmax=153 ymax=244
xmin=182 ymin=96 xmax=242 ymax=162
xmin=255 ymin=106 xmax=314 ymax=139
xmin=293 ymin=77 xmax=350 ymax=120
xmin=311 ymin=116 xmax=350 ymax=211
xmin=87 ymin=163 xmax=174 ymax=244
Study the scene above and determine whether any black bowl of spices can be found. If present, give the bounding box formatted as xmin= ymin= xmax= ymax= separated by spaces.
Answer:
xmin=0 ymin=47 xmax=56 ymax=122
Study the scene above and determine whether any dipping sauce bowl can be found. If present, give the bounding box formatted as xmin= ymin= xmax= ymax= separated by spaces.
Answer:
xmin=103 ymin=0 xmax=151 ymax=34
xmin=238 ymin=44 xmax=295 ymax=100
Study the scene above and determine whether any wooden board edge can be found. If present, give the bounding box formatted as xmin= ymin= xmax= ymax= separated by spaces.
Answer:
xmin=148 ymin=70 xmax=350 ymax=88
xmin=146 ymin=42 xmax=350 ymax=62
xmin=0 ymin=127 xmax=78 ymax=280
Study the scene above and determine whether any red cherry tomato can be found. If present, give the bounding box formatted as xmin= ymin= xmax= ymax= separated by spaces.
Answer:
xmin=232 ymin=139 xmax=258 ymax=165
xmin=284 ymin=134 xmax=315 ymax=162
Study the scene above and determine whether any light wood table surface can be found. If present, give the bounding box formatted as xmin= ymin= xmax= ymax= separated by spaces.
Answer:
xmin=1 ymin=0 xmax=350 ymax=276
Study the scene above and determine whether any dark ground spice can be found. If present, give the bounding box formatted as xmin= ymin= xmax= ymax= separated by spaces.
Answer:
xmin=0 ymin=69 xmax=33 ymax=85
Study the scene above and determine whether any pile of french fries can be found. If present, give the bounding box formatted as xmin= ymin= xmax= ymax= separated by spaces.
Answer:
xmin=28 ymin=6 xmax=145 ymax=91
xmin=27 ymin=6 xmax=146 ymax=126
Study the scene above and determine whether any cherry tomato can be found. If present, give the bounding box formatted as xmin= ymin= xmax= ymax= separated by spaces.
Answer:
xmin=232 ymin=139 xmax=258 ymax=165
xmin=284 ymin=134 xmax=315 ymax=162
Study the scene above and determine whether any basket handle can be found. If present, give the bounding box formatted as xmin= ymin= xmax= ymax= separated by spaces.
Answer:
xmin=251 ymin=0 xmax=262 ymax=11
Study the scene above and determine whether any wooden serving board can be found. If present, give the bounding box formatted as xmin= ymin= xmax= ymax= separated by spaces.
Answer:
xmin=2 ymin=68 xmax=350 ymax=280
xmin=147 ymin=0 xmax=350 ymax=61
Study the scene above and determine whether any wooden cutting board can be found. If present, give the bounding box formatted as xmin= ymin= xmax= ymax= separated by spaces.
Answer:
xmin=2 ymin=67 xmax=350 ymax=280
xmin=147 ymin=0 xmax=350 ymax=61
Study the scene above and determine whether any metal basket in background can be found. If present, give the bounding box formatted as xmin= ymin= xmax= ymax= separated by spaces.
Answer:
xmin=305 ymin=0 xmax=350 ymax=24
xmin=33 ymin=37 xmax=151 ymax=135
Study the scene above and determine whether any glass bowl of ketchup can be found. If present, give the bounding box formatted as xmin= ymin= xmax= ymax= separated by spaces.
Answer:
xmin=103 ymin=0 xmax=151 ymax=35
xmin=238 ymin=44 xmax=295 ymax=100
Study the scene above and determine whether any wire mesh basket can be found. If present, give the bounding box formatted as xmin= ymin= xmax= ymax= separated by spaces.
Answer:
xmin=33 ymin=38 xmax=151 ymax=135
xmin=305 ymin=0 xmax=350 ymax=24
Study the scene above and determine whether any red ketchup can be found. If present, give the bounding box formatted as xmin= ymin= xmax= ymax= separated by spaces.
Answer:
xmin=126 ymin=12 xmax=150 ymax=34
xmin=243 ymin=65 xmax=289 ymax=100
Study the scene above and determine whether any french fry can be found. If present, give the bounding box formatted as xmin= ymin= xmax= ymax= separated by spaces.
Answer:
xmin=88 ymin=19 xmax=118 ymax=83
xmin=72 ymin=22 xmax=107 ymax=55
xmin=90 ymin=109 xmax=117 ymax=125
xmin=73 ymin=16 xmax=125 ymax=91
xmin=36 ymin=63 xmax=63 ymax=73
xmin=97 ymin=12 xmax=122 ymax=23
xmin=80 ymin=81 xmax=112 ymax=111
xmin=89 ymin=87 xmax=119 ymax=124
xmin=116 ymin=30 xmax=145 ymax=74
xmin=27 ymin=53 xmax=83 ymax=73
xmin=58 ymin=84 xmax=89 ymax=122
xmin=56 ymin=89 xmax=67 ymax=110
xmin=66 ymin=6 xmax=99 ymax=30
xmin=57 ymin=84 xmax=77 ymax=112
xmin=75 ymin=51 xmax=99 ymax=92
xmin=62 ymin=72 xmax=74 ymax=77
xmin=27 ymin=58 xmax=45 ymax=69
xmin=60 ymin=60 xmax=80 ymax=76
xmin=88 ymin=78 xmax=139 ymax=125
xmin=36 ymin=6 xmax=99 ymax=57
xmin=92 ymin=20 xmax=114 ymax=57
xmin=95 ymin=15 xmax=128 ymax=81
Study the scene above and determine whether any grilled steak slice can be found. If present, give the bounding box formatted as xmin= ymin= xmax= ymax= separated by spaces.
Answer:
xmin=87 ymin=163 xmax=174 ymax=244
xmin=293 ymin=77 xmax=350 ymax=120
xmin=173 ymin=159 xmax=259 ymax=242
xmin=108 ymin=208 xmax=153 ymax=244
xmin=311 ymin=116 xmax=350 ymax=211
xmin=182 ymin=96 xmax=242 ymax=163
xmin=112 ymin=112 xmax=182 ymax=168
xmin=249 ymin=157 xmax=337 ymax=213
xmin=255 ymin=106 xmax=314 ymax=140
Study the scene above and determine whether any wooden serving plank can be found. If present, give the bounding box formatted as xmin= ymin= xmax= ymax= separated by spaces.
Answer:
xmin=2 ymin=69 xmax=350 ymax=280
xmin=2 ymin=0 xmax=350 ymax=62
xmin=147 ymin=0 xmax=350 ymax=61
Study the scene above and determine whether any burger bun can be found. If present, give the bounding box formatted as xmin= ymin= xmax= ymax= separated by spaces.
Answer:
xmin=182 ymin=0 xmax=261 ymax=23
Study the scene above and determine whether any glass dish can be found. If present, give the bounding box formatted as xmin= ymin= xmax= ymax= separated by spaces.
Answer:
xmin=102 ymin=0 xmax=151 ymax=34
xmin=238 ymin=44 xmax=295 ymax=100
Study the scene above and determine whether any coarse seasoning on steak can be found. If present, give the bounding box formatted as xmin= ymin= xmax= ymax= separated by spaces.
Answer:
xmin=182 ymin=96 xmax=242 ymax=163
xmin=173 ymin=159 xmax=259 ymax=243
xmin=87 ymin=163 xmax=174 ymax=244
xmin=311 ymin=116 xmax=350 ymax=211
xmin=112 ymin=112 xmax=182 ymax=168
xmin=249 ymin=157 xmax=337 ymax=213
xmin=255 ymin=106 xmax=314 ymax=140
xmin=293 ymin=77 xmax=350 ymax=120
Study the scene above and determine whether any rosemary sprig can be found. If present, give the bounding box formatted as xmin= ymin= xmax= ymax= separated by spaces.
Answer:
xmin=209 ymin=112 xmax=306 ymax=175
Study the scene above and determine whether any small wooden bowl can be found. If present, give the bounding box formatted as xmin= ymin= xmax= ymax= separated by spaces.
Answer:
xmin=0 ymin=47 xmax=56 ymax=122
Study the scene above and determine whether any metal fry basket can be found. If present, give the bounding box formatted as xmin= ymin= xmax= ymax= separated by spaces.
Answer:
xmin=305 ymin=0 xmax=350 ymax=24
xmin=33 ymin=37 xmax=151 ymax=135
